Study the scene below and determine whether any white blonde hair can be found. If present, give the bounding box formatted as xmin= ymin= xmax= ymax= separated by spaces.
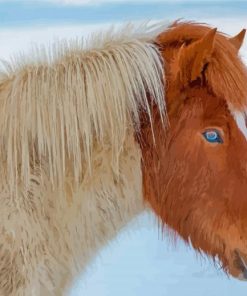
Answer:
xmin=0 ymin=22 xmax=167 ymax=195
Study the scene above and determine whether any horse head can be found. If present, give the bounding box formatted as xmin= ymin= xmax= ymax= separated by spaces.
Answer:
xmin=140 ymin=22 xmax=247 ymax=280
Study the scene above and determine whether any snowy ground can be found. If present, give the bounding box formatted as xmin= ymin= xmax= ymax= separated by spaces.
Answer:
xmin=72 ymin=212 xmax=247 ymax=296
xmin=0 ymin=2 xmax=247 ymax=295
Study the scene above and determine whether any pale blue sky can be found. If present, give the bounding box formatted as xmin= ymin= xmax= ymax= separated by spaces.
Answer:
xmin=0 ymin=0 xmax=246 ymax=27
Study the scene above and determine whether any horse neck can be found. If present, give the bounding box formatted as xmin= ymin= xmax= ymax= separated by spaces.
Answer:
xmin=50 ymin=130 xmax=145 ymax=273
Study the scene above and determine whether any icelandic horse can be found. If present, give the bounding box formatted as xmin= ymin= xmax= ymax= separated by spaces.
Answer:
xmin=0 ymin=21 xmax=246 ymax=295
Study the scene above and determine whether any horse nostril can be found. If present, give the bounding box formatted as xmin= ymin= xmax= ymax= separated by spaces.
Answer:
xmin=234 ymin=249 xmax=247 ymax=280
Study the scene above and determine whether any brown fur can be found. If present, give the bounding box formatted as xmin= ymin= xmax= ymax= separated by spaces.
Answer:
xmin=139 ymin=21 xmax=247 ymax=279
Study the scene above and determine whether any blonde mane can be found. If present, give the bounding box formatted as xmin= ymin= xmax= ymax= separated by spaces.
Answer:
xmin=0 ymin=22 xmax=167 ymax=194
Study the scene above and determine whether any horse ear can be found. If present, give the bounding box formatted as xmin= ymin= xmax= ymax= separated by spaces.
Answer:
xmin=176 ymin=28 xmax=217 ymax=84
xmin=229 ymin=29 xmax=246 ymax=51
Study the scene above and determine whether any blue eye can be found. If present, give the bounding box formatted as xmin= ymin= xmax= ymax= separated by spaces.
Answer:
xmin=202 ymin=129 xmax=223 ymax=144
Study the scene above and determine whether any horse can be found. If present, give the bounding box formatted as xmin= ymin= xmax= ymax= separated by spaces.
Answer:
xmin=0 ymin=20 xmax=246 ymax=295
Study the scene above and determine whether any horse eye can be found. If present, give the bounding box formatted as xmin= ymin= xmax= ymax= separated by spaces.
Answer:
xmin=202 ymin=129 xmax=223 ymax=144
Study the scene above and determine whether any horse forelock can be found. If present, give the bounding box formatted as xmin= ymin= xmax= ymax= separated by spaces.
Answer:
xmin=157 ymin=21 xmax=247 ymax=113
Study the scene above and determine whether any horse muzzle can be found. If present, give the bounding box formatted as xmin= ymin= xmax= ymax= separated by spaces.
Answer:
xmin=233 ymin=249 xmax=247 ymax=281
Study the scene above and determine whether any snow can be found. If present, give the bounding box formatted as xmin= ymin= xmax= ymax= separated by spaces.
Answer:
xmin=71 ymin=213 xmax=247 ymax=296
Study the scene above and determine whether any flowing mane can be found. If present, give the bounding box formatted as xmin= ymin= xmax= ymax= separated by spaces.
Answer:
xmin=0 ymin=22 xmax=166 ymax=194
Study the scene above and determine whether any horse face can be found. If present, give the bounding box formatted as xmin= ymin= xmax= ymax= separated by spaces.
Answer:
xmin=140 ymin=23 xmax=247 ymax=280
xmin=162 ymin=88 xmax=247 ymax=280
